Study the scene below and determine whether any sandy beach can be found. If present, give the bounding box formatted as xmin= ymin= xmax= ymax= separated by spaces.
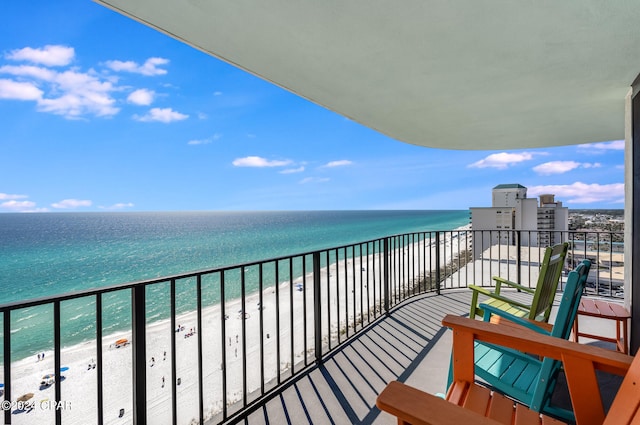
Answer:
xmin=1 ymin=227 xmax=470 ymax=425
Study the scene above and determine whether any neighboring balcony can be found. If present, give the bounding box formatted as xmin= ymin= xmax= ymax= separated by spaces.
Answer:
xmin=0 ymin=229 xmax=624 ymax=424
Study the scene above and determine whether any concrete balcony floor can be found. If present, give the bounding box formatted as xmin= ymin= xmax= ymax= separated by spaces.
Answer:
xmin=236 ymin=289 xmax=625 ymax=425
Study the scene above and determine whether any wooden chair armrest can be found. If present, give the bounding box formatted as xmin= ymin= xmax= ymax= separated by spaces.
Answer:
xmin=488 ymin=314 xmax=553 ymax=334
xmin=492 ymin=276 xmax=535 ymax=294
xmin=377 ymin=381 xmax=502 ymax=425
xmin=467 ymin=285 xmax=531 ymax=310
xmin=443 ymin=314 xmax=631 ymax=375
xmin=481 ymin=303 xmax=552 ymax=334
xmin=467 ymin=284 xmax=495 ymax=296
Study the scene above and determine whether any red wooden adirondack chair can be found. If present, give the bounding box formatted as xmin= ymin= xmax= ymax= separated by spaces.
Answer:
xmin=377 ymin=314 xmax=636 ymax=425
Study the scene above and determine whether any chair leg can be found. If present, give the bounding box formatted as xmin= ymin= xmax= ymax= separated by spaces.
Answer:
xmin=470 ymin=290 xmax=480 ymax=319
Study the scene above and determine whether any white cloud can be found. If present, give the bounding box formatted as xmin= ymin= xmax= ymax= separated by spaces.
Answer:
xmin=232 ymin=156 xmax=292 ymax=167
xmin=0 ymin=65 xmax=56 ymax=81
xmin=127 ymin=89 xmax=155 ymax=105
xmin=134 ymin=107 xmax=188 ymax=123
xmin=0 ymin=79 xmax=43 ymax=100
xmin=51 ymin=199 xmax=92 ymax=209
xmin=188 ymin=134 xmax=221 ymax=145
xmin=583 ymin=162 xmax=602 ymax=169
xmin=533 ymin=161 xmax=580 ymax=175
xmin=188 ymin=139 xmax=210 ymax=145
xmin=323 ymin=160 xmax=353 ymax=168
xmin=0 ymin=194 xmax=48 ymax=212
xmin=280 ymin=166 xmax=305 ymax=174
xmin=7 ymin=45 xmax=74 ymax=67
xmin=105 ymin=57 xmax=169 ymax=76
xmin=0 ymin=200 xmax=39 ymax=211
xmin=0 ymin=193 xmax=28 ymax=200
xmin=0 ymin=64 xmax=119 ymax=118
xmin=468 ymin=152 xmax=539 ymax=169
xmin=578 ymin=140 xmax=625 ymax=151
xmin=0 ymin=47 xmax=175 ymax=120
xmin=533 ymin=161 xmax=603 ymax=175
xmin=299 ymin=177 xmax=330 ymax=184
xmin=100 ymin=202 xmax=134 ymax=210
xmin=528 ymin=182 xmax=624 ymax=204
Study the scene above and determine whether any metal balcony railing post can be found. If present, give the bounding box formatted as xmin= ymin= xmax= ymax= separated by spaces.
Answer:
xmin=196 ymin=275 xmax=204 ymax=425
xmin=131 ymin=285 xmax=147 ymax=425
xmin=313 ymin=251 xmax=322 ymax=364
xmin=3 ymin=311 xmax=11 ymax=425
xmin=435 ymin=232 xmax=441 ymax=295
xmin=96 ymin=294 xmax=104 ymax=425
xmin=516 ymin=230 xmax=522 ymax=285
xmin=170 ymin=279 xmax=177 ymax=425
xmin=383 ymin=238 xmax=389 ymax=314
xmin=54 ymin=301 xmax=62 ymax=425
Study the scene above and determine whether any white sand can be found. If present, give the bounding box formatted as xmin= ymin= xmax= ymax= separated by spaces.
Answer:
xmin=1 ymin=227 xmax=469 ymax=425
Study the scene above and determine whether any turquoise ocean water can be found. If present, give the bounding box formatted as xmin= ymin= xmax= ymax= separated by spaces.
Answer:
xmin=0 ymin=210 xmax=468 ymax=361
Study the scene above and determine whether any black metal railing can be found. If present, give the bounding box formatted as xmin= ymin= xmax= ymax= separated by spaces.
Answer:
xmin=0 ymin=229 xmax=623 ymax=425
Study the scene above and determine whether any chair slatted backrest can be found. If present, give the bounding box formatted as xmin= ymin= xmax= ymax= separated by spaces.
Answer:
xmin=529 ymin=242 xmax=569 ymax=321
xmin=529 ymin=259 xmax=591 ymax=418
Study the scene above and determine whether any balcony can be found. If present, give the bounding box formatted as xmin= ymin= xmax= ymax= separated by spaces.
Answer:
xmin=0 ymin=229 xmax=624 ymax=424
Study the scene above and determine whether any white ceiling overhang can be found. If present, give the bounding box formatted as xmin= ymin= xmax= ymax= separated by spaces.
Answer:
xmin=94 ymin=0 xmax=640 ymax=150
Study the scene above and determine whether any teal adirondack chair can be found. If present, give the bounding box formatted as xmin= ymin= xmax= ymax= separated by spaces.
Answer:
xmin=450 ymin=259 xmax=591 ymax=422
xmin=468 ymin=242 xmax=569 ymax=322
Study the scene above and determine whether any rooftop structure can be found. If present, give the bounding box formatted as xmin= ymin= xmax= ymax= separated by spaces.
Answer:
xmin=470 ymin=184 xmax=569 ymax=251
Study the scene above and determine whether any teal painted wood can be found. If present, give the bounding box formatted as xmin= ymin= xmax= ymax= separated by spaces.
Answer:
xmin=448 ymin=259 xmax=592 ymax=423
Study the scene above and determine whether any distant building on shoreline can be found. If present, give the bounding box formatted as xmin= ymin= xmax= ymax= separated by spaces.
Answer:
xmin=470 ymin=184 xmax=569 ymax=255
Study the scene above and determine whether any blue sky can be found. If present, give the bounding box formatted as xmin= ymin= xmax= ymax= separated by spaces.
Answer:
xmin=0 ymin=1 xmax=625 ymax=212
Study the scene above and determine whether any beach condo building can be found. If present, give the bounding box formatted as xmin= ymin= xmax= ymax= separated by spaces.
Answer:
xmin=4 ymin=2 xmax=640 ymax=424
xmin=470 ymin=184 xmax=569 ymax=260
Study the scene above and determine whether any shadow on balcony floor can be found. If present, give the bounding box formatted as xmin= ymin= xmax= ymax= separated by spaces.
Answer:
xmin=236 ymin=290 xmax=472 ymax=424
xmin=227 ymin=289 xmax=623 ymax=425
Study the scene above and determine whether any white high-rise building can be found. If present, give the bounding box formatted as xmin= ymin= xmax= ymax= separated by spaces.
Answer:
xmin=470 ymin=184 xmax=568 ymax=258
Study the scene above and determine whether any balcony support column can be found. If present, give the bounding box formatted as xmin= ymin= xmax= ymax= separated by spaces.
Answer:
xmin=629 ymin=77 xmax=640 ymax=354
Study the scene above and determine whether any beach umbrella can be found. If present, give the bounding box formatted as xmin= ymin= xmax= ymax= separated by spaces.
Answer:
xmin=40 ymin=374 xmax=55 ymax=386
xmin=17 ymin=393 xmax=33 ymax=402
